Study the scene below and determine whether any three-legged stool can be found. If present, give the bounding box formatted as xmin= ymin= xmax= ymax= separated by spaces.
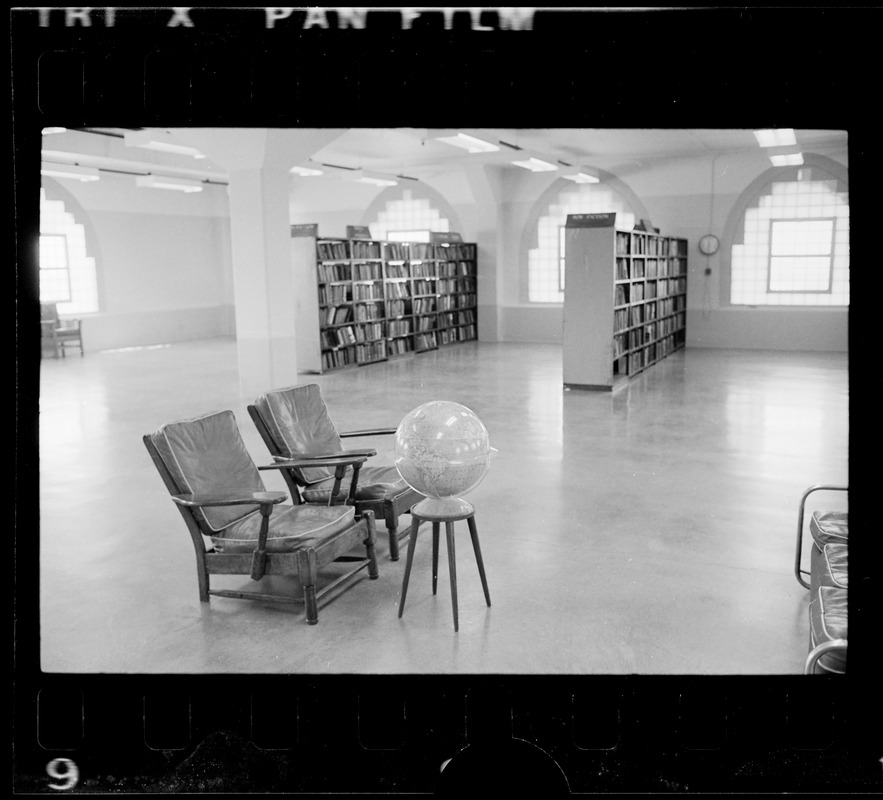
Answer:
xmin=397 ymin=498 xmax=491 ymax=632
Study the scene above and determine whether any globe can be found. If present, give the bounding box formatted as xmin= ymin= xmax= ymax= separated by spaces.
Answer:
xmin=394 ymin=400 xmax=496 ymax=516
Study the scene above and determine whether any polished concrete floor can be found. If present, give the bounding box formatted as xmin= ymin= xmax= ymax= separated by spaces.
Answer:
xmin=37 ymin=339 xmax=849 ymax=674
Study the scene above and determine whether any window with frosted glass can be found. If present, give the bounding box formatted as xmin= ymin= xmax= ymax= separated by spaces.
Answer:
xmin=369 ymin=189 xmax=450 ymax=240
xmin=39 ymin=189 xmax=99 ymax=314
xmin=768 ymin=218 xmax=834 ymax=292
xmin=528 ymin=184 xmax=635 ymax=303
xmin=730 ymin=175 xmax=848 ymax=306
xmin=39 ymin=234 xmax=72 ymax=302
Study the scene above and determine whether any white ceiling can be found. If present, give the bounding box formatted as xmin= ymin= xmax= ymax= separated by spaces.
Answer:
xmin=40 ymin=127 xmax=849 ymax=182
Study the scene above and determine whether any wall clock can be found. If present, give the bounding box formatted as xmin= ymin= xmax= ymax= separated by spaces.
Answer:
xmin=698 ymin=234 xmax=720 ymax=255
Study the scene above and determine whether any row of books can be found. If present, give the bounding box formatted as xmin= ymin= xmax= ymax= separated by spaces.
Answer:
xmin=323 ymin=325 xmax=479 ymax=367
xmin=386 ymin=282 xmax=411 ymax=299
xmin=410 ymin=262 xmax=436 ymax=278
xmin=388 ymin=319 xmax=413 ymax=337
xmin=320 ymin=241 xmax=477 ymax=262
xmin=385 ymin=263 xmax=410 ymax=279
xmin=324 ymin=305 xmax=353 ymax=325
xmin=631 ymin=257 xmax=687 ymax=279
xmin=353 ymin=283 xmax=384 ymax=301
xmin=322 ymin=346 xmax=356 ymax=370
xmin=440 ymin=260 xmax=477 ymax=277
xmin=355 ymin=341 xmax=387 ymax=362
xmin=322 ymin=322 xmax=389 ymax=349
xmin=355 ymin=301 xmax=383 ymax=321
xmin=413 ymin=298 xmax=436 ymax=315
xmin=412 ymin=279 xmax=436 ymax=296
xmin=388 ymin=337 xmax=414 ymax=356
xmin=352 ymin=241 xmax=382 ymax=259
xmin=319 ymin=284 xmax=350 ymax=304
xmin=438 ymin=293 xmax=477 ymax=310
xmin=317 ymin=240 xmax=350 ymax=260
xmin=318 ymin=263 xmax=351 ymax=283
xmin=615 ymin=232 xmax=687 ymax=257
xmin=438 ymin=310 xmax=477 ymax=328
xmin=443 ymin=243 xmax=476 ymax=260
xmin=321 ymin=260 xmax=475 ymax=283
xmin=438 ymin=277 xmax=475 ymax=293
xmin=415 ymin=332 xmax=438 ymax=351
xmin=353 ymin=262 xmax=382 ymax=280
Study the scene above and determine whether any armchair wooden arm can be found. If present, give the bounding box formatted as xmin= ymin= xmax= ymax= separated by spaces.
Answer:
xmin=339 ymin=428 xmax=397 ymax=438
xmin=171 ymin=490 xmax=288 ymax=508
xmin=260 ymin=454 xmax=370 ymax=507
xmin=172 ymin=490 xmax=287 ymax=580
xmin=271 ymin=449 xmax=377 ymax=461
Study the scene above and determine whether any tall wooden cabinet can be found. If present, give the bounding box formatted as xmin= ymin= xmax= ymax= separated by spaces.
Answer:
xmin=292 ymin=227 xmax=478 ymax=373
xmin=563 ymin=213 xmax=687 ymax=390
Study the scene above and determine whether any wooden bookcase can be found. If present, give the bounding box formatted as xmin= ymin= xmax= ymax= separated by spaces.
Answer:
xmin=563 ymin=213 xmax=687 ymax=390
xmin=293 ymin=228 xmax=478 ymax=373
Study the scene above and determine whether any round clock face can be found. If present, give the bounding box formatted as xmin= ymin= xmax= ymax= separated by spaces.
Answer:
xmin=699 ymin=234 xmax=720 ymax=255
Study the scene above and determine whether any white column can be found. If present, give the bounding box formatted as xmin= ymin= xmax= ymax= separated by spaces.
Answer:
xmin=225 ymin=166 xmax=298 ymax=397
xmin=169 ymin=128 xmax=348 ymax=398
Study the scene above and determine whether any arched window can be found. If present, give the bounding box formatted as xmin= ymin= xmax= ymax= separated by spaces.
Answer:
xmin=729 ymin=166 xmax=849 ymax=306
xmin=528 ymin=182 xmax=637 ymax=303
xmin=369 ymin=188 xmax=451 ymax=241
xmin=39 ymin=189 xmax=99 ymax=314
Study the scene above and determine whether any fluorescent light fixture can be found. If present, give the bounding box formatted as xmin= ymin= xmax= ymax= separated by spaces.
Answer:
xmin=290 ymin=164 xmax=324 ymax=176
xmin=125 ymin=129 xmax=206 ymax=159
xmin=353 ymin=170 xmax=398 ymax=187
xmin=561 ymin=167 xmax=600 ymax=184
xmin=512 ymin=156 xmax=558 ymax=172
xmin=753 ymin=128 xmax=797 ymax=148
xmin=135 ymin=174 xmax=204 ymax=193
xmin=769 ymin=152 xmax=804 ymax=167
xmin=434 ymin=131 xmax=499 ymax=153
xmin=41 ymin=127 xmax=67 ymax=135
xmin=41 ymin=163 xmax=100 ymax=181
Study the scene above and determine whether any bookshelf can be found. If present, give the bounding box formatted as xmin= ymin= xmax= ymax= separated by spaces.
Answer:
xmin=293 ymin=228 xmax=478 ymax=373
xmin=563 ymin=213 xmax=687 ymax=390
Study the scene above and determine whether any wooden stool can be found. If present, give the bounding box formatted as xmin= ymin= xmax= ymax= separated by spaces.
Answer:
xmin=397 ymin=498 xmax=491 ymax=632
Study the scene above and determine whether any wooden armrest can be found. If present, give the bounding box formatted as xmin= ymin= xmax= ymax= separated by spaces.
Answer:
xmin=339 ymin=428 xmax=397 ymax=438
xmin=172 ymin=490 xmax=287 ymax=508
xmin=261 ymin=454 xmax=370 ymax=470
xmin=283 ymin=448 xmax=378 ymax=459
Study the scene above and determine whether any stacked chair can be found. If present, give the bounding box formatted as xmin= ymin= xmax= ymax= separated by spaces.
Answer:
xmin=144 ymin=409 xmax=379 ymax=625
xmin=248 ymin=384 xmax=424 ymax=561
xmin=794 ymin=485 xmax=849 ymax=674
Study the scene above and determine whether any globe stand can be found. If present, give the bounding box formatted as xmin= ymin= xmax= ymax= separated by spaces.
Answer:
xmin=397 ymin=500 xmax=491 ymax=632
xmin=412 ymin=496 xmax=474 ymax=518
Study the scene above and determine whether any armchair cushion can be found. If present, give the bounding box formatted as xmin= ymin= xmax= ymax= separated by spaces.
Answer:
xmin=301 ymin=465 xmax=409 ymax=504
xmin=809 ymin=511 xmax=848 ymax=549
xmin=254 ymin=385 xmax=343 ymax=485
xmin=809 ymin=541 xmax=849 ymax=589
xmin=211 ymin=503 xmax=357 ymax=553
xmin=808 ymin=585 xmax=848 ymax=673
xmin=149 ymin=410 xmax=265 ymax=533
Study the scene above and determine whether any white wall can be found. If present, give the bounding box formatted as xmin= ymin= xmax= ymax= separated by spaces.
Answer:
xmin=44 ymin=172 xmax=235 ymax=351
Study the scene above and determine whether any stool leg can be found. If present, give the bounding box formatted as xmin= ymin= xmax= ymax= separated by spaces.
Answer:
xmin=398 ymin=515 xmax=421 ymax=619
xmin=431 ymin=522 xmax=440 ymax=595
xmin=446 ymin=521 xmax=459 ymax=632
xmin=467 ymin=514 xmax=491 ymax=607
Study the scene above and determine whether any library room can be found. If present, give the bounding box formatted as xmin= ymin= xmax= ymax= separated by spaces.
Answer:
xmin=30 ymin=125 xmax=853 ymax=677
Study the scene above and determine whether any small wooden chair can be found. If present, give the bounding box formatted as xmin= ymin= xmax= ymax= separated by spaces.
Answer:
xmin=144 ymin=409 xmax=379 ymax=625
xmin=249 ymin=383 xmax=424 ymax=561
xmin=41 ymin=302 xmax=83 ymax=358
